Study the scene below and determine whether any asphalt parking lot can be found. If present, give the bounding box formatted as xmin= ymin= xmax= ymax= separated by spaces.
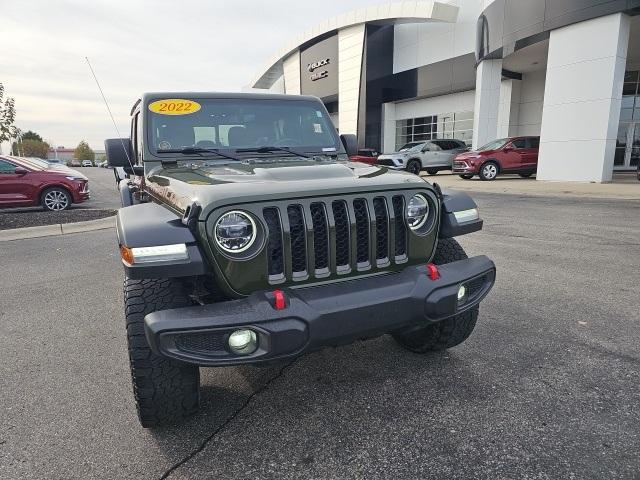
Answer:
xmin=1 ymin=190 xmax=639 ymax=479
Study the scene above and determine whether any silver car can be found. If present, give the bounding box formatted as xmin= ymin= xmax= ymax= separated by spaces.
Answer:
xmin=377 ymin=139 xmax=469 ymax=175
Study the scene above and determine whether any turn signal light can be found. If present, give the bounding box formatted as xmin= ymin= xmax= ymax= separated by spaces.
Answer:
xmin=120 ymin=245 xmax=134 ymax=266
xmin=426 ymin=263 xmax=440 ymax=280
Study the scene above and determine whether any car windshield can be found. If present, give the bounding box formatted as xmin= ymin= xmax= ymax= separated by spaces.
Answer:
xmin=399 ymin=142 xmax=423 ymax=152
xmin=148 ymin=98 xmax=341 ymax=156
xmin=478 ymin=139 xmax=508 ymax=151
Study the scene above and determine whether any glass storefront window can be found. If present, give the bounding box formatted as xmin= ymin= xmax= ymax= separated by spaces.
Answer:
xmin=395 ymin=110 xmax=474 ymax=150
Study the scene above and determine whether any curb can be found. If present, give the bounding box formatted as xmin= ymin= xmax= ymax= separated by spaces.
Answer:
xmin=0 ymin=215 xmax=115 ymax=242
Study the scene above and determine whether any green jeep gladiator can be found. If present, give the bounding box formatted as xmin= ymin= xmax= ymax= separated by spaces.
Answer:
xmin=106 ymin=92 xmax=496 ymax=427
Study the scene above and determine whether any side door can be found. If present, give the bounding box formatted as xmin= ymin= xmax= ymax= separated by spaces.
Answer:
xmin=522 ymin=137 xmax=539 ymax=170
xmin=420 ymin=141 xmax=443 ymax=167
xmin=0 ymin=159 xmax=34 ymax=207
xmin=500 ymin=138 xmax=527 ymax=171
xmin=434 ymin=140 xmax=458 ymax=167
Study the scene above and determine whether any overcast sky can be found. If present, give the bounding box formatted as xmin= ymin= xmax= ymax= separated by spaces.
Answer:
xmin=0 ymin=0 xmax=379 ymax=153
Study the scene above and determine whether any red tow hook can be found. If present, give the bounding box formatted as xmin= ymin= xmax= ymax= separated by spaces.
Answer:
xmin=426 ymin=263 xmax=440 ymax=281
xmin=272 ymin=289 xmax=286 ymax=310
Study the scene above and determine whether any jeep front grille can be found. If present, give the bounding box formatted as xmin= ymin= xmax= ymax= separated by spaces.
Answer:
xmin=263 ymin=194 xmax=409 ymax=282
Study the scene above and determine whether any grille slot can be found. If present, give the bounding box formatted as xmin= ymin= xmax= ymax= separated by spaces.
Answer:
xmin=353 ymin=199 xmax=370 ymax=264
xmin=332 ymin=200 xmax=350 ymax=268
xmin=259 ymin=192 xmax=426 ymax=284
xmin=263 ymin=207 xmax=284 ymax=277
xmin=287 ymin=205 xmax=307 ymax=274
xmin=373 ymin=197 xmax=389 ymax=261
xmin=392 ymin=195 xmax=407 ymax=257
xmin=310 ymin=203 xmax=329 ymax=271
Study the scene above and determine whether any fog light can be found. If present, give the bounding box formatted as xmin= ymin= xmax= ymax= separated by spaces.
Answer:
xmin=457 ymin=284 xmax=467 ymax=302
xmin=228 ymin=329 xmax=258 ymax=355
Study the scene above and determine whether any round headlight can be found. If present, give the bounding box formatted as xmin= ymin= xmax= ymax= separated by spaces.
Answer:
xmin=214 ymin=211 xmax=257 ymax=253
xmin=406 ymin=194 xmax=429 ymax=230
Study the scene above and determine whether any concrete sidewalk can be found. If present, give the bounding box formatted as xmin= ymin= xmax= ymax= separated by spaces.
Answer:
xmin=425 ymin=172 xmax=639 ymax=200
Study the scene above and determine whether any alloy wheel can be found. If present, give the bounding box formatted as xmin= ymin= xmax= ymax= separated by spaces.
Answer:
xmin=481 ymin=163 xmax=497 ymax=180
xmin=44 ymin=190 xmax=70 ymax=211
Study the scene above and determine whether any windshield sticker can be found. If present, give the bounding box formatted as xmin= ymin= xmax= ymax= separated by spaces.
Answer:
xmin=322 ymin=147 xmax=336 ymax=152
xmin=313 ymin=123 xmax=323 ymax=133
xmin=316 ymin=110 xmax=323 ymax=117
xmin=149 ymin=99 xmax=201 ymax=115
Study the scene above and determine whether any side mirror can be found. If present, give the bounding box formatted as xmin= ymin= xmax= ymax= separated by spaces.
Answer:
xmin=14 ymin=166 xmax=28 ymax=175
xmin=105 ymin=138 xmax=133 ymax=168
xmin=340 ymin=134 xmax=358 ymax=157
xmin=503 ymin=147 xmax=513 ymax=153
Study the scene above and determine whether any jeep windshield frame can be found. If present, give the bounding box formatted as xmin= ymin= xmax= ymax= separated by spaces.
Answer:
xmin=146 ymin=97 xmax=343 ymax=159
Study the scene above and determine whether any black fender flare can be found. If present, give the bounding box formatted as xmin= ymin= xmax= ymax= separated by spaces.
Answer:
xmin=439 ymin=189 xmax=483 ymax=238
xmin=117 ymin=202 xmax=209 ymax=279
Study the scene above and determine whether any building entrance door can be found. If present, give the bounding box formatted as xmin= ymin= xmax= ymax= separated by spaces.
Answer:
xmin=615 ymin=122 xmax=639 ymax=170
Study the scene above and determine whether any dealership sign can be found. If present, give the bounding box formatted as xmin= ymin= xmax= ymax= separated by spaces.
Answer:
xmin=308 ymin=58 xmax=330 ymax=81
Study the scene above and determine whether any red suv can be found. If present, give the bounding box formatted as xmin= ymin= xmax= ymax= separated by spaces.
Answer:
xmin=349 ymin=148 xmax=379 ymax=165
xmin=452 ymin=136 xmax=539 ymax=180
xmin=0 ymin=156 xmax=90 ymax=211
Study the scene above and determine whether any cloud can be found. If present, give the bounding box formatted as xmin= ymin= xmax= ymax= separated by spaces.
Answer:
xmin=0 ymin=0 xmax=377 ymax=152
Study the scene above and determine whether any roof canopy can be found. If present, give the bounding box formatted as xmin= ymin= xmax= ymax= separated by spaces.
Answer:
xmin=251 ymin=1 xmax=459 ymax=89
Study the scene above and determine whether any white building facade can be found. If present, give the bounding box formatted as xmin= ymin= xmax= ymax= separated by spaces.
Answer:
xmin=251 ymin=0 xmax=640 ymax=182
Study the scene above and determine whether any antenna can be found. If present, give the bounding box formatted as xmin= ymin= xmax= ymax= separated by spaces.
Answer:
xmin=85 ymin=56 xmax=135 ymax=172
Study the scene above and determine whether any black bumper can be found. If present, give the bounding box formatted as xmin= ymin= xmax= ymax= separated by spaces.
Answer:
xmin=144 ymin=256 xmax=496 ymax=366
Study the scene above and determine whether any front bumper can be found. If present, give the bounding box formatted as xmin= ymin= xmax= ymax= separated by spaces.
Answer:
xmin=144 ymin=256 xmax=496 ymax=366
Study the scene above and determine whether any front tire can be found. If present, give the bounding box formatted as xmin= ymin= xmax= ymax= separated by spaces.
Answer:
xmin=406 ymin=159 xmax=422 ymax=175
xmin=124 ymin=277 xmax=200 ymax=428
xmin=479 ymin=161 xmax=499 ymax=181
xmin=41 ymin=187 xmax=71 ymax=211
xmin=392 ymin=238 xmax=479 ymax=352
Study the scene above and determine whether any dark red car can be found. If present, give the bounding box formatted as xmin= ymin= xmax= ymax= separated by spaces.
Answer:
xmin=0 ymin=156 xmax=90 ymax=211
xmin=452 ymin=136 xmax=539 ymax=180
xmin=349 ymin=148 xmax=379 ymax=165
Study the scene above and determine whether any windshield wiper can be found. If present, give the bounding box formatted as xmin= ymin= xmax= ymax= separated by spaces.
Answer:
xmin=160 ymin=147 xmax=240 ymax=161
xmin=235 ymin=146 xmax=310 ymax=158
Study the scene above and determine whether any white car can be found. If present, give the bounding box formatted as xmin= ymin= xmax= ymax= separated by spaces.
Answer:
xmin=377 ymin=139 xmax=468 ymax=176
xmin=81 ymin=160 xmax=93 ymax=167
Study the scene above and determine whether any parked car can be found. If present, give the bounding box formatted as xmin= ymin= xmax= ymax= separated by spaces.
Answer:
xmin=82 ymin=160 xmax=94 ymax=167
xmin=452 ymin=136 xmax=539 ymax=181
xmin=99 ymin=161 xmax=109 ymax=168
xmin=0 ymin=155 xmax=90 ymax=210
xmin=350 ymin=148 xmax=379 ymax=165
xmin=377 ymin=139 xmax=468 ymax=175
xmin=47 ymin=158 xmax=64 ymax=165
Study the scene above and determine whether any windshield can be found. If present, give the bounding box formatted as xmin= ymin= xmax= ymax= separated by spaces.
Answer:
xmin=399 ymin=142 xmax=423 ymax=152
xmin=478 ymin=139 xmax=508 ymax=151
xmin=148 ymin=98 xmax=341 ymax=156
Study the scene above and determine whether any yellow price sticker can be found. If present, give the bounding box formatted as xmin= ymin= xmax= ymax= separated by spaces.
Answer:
xmin=148 ymin=99 xmax=201 ymax=115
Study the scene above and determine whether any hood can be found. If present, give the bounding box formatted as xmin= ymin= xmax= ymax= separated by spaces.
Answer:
xmin=456 ymin=150 xmax=491 ymax=159
xmin=144 ymin=157 xmax=431 ymax=217
xmin=378 ymin=152 xmax=408 ymax=160
xmin=48 ymin=166 xmax=88 ymax=179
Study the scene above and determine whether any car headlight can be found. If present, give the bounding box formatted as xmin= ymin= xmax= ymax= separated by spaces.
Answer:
xmin=214 ymin=211 xmax=257 ymax=253
xmin=406 ymin=194 xmax=429 ymax=230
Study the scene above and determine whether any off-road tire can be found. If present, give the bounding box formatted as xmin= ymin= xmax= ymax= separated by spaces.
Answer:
xmin=426 ymin=168 xmax=439 ymax=175
xmin=124 ymin=277 xmax=200 ymax=428
xmin=392 ymin=238 xmax=479 ymax=352
xmin=406 ymin=159 xmax=422 ymax=175
xmin=459 ymin=174 xmax=473 ymax=180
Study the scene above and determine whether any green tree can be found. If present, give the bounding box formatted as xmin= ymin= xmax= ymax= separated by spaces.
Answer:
xmin=21 ymin=130 xmax=43 ymax=142
xmin=11 ymin=130 xmax=50 ymax=158
xmin=74 ymin=140 xmax=95 ymax=161
xmin=0 ymin=83 xmax=20 ymax=152
xmin=12 ymin=138 xmax=50 ymax=158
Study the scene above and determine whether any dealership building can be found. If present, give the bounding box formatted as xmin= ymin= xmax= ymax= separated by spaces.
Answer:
xmin=250 ymin=0 xmax=640 ymax=182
